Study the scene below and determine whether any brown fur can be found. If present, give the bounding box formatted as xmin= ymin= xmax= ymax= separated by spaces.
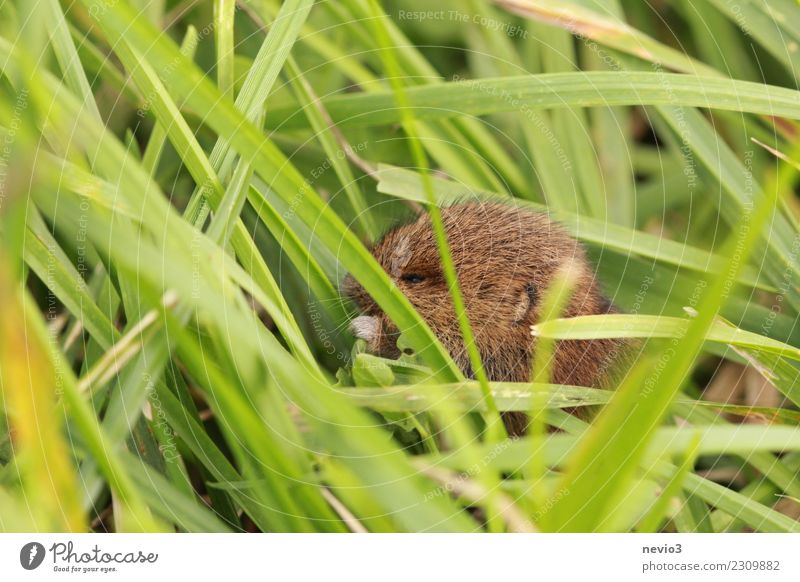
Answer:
xmin=342 ymin=202 xmax=624 ymax=436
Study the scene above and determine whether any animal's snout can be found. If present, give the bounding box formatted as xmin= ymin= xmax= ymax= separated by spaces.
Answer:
xmin=350 ymin=315 xmax=380 ymax=346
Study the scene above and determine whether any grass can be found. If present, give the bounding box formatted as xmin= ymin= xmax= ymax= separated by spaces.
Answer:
xmin=0 ymin=0 xmax=799 ymax=532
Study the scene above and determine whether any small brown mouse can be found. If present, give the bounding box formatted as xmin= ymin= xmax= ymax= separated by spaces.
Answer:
xmin=342 ymin=201 xmax=624 ymax=436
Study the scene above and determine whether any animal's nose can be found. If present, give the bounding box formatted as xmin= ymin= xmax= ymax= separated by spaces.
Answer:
xmin=350 ymin=315 xmax=380 ymax=344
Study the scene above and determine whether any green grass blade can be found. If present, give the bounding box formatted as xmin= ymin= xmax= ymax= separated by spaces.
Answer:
xmin=264 ymin=73 xmax=800 ymax=130
xmin=214 ymin=0 xmax=236 ymax=99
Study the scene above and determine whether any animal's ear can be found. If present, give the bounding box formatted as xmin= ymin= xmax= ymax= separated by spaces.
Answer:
xmin=511 ymin=283 xmax=537 ymax=325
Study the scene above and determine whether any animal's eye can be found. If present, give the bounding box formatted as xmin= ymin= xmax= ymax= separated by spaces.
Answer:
xmin=402 ymin=274 xmax=425 ymax=284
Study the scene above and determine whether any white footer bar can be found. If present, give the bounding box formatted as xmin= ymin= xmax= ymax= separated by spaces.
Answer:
xmin=1 ymin=533 xmax=798 ymax=581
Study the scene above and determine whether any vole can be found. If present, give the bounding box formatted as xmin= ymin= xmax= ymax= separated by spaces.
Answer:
xmin=342 ymin=201 xmax=624 ymax=436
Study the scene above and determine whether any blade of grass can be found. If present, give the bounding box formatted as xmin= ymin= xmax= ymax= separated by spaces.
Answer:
xmin=533 ymin=314 xmax=800 ymax=361
xmin=0 ymin=254 xmax=84 ymax=531
xmin=426 ymin=424 xmax=800 ymax=473
xmin=264 ymin=72 xmax=800 ymax=130
xmin=43 ymin=0 xmax=101 ymax=121
xmin=214 ymin=0 xmax=236 ymax=99
xmin=528 ymin=262 xmax=581 ymax=516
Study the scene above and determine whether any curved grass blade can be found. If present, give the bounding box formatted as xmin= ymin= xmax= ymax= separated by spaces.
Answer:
xmin=532 ymin=313 xmax=800 ymax=361
xmin=264 ymin=73 xmax=800 ymax=131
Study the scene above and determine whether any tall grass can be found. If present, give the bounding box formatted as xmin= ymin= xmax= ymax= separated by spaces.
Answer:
xmin=0 ymin=0 xmax=799 ymax=532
